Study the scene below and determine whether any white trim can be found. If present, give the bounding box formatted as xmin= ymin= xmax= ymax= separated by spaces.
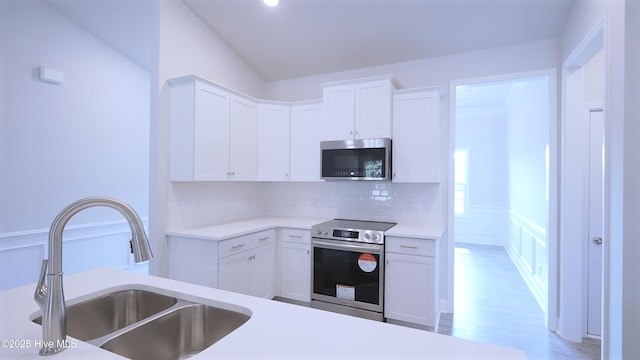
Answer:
xmin=0 ymin=218 xmax=149 ymax=248
xmin=0 ymin=219 xmax=150 ymax=291
xmin=394 ymin=85 xmax=445 ymax=98
xmin=319 ymin=74 xmax=401 ymax=89
xmin=559 ymin=16 xmax=606 ymax=344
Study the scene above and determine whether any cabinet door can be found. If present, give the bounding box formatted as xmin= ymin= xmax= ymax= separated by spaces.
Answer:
xmin=194 ymin=83 xmax=231 ymax=181
xmin=251 ymin=243 xmax=276 ymax=299
xmin=323 ymin=84 xmax=355 ymax=140
xmin=279 ymin=241 xmax=311 ymax=302
xmin=169 ymin=80 xmax=230 ymax=181
xmin=355 ymin=80 xmax=393 ymax=139
xmin=384 ymin=252 xmax=436 ymax=327
xmin=258 ymin=103 xmax=290 ymax=181
xmin=392 ymin=90 xmax=441 ymax=183
xmin=219 ymin=250 xmax=252 ymax=296
xmin=290 ymin=103 xmax=323 ymax=182
xmin=229 ymin=95 xmax=258 ymax=181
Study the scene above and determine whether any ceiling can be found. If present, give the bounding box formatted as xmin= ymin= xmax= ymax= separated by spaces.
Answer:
xmin=45 ymin=0 xmax=575 ymax=82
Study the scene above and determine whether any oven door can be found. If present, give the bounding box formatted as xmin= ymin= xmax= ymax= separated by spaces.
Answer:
xmin=311 ymin=238 xmax=384 ymax=313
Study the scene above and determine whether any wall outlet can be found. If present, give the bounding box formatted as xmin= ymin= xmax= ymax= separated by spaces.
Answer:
xmin=407 ymin=202 xmax=416 ymax=212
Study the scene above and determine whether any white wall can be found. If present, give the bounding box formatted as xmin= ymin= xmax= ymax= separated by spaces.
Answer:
xmin=150 ymin=0 xmax=266 ymax=276
xmin=505 ymin=78 xmax=550 ymax=310
xmin=455 ymin=105 xmax=508 ymax=246
xmin=263 ymin=182 xmax=441 ymax=226
xmin=506 ymin=79 xmax=549 ymax=228
xmin=264 ymin=39 xmax=559 ymax=102
xmin=0 ymin=0 xmax=150 ymax=290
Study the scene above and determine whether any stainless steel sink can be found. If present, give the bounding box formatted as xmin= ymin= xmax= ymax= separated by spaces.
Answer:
xmin=32 ymin=287 xmax=252 ymax=359
xmin=100 ymin=304 xmax=250 ymax=359
xmin=33 ymin=289 xmax=177 ymax=340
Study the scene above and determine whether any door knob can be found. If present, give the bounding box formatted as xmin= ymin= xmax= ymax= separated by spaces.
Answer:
xmin=593 ymin=237 xmax=603 ymax=245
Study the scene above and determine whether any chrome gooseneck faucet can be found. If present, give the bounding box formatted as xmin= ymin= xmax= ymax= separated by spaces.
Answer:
xmin=34 ymin=197 xmax=153 ymax=356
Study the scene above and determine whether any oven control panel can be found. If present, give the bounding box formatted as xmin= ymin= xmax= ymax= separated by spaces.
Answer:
xmin=313 ymin=226 xmax=384 ymax=244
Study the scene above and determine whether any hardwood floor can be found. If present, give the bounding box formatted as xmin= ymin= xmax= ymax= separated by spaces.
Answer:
xmin=437 ymin=243 xmax=601 ymax=360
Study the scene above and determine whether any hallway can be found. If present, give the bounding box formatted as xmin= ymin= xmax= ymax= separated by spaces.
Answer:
xmin=439 ymin=244 xmax=600 ymax=360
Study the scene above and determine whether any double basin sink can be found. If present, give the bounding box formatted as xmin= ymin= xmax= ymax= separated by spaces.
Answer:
xmin=32 ymin=288 xmax=251 ymax=359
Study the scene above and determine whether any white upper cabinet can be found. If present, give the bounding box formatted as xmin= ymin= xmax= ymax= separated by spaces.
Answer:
xmin=170 ymin=78 xmax=229 ymax=181
xmin=169 ymin=76 xmax=258 ymax=181
xmin=323 ymin=84 xmax=355 ymax=140
xmin=258 ymin=103 xmax=291 ymax=181
xmin=229 ymin=94 xmax=258 ymax=181
xmin=322 ymin=75 xmax=399 ymax=140
xmin=290 ymin=102 xmax=323 ymax=182
xmin=392 ymin=87 xmax=444 ymax=183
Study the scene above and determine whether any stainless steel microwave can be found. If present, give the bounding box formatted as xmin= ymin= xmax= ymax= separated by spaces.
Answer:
xmin=320 ymin=138 xmax=391 ymax=181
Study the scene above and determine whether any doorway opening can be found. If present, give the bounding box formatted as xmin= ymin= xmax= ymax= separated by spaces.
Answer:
xmin=448 ymin=69 xmax=560 ymax=346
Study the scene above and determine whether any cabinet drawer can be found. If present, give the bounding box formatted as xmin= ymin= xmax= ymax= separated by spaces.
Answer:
xmin=386 ymin=236 xmax=435 ymax=256
xmin=280 ymin=228 xmax=310 ymax=244
xmin=219 ymin=229 xmax=275 ymax=258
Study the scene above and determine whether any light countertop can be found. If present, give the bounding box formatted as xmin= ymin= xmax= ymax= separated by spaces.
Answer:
xmin=166 ymin=217 xmax=327 ymax=241
xmin=0 ymin=268 xmax=527 ymax=359
xmin=166 ymin=217 xmax=445 ymax=241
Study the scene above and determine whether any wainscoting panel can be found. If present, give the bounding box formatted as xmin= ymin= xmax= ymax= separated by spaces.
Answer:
xmin=0 ymin=220 xmax=148 ymax=291
xmin=0 ymin=243 xmax=44 ymax=291
xmin=454 ymin=206 xmax=506 ymax=246
xmin=506 ymin=212 xmax=547 ymax=313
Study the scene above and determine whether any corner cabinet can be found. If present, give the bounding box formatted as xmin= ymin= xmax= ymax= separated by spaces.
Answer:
xmin=168 ymin=76 xmax=258 ymax=181
xmin=392 ymin=87 xmax=444 ymax=183
xmin=384 ymin=236 xmax=439 ymax=328
xmin=167 ymin=229 xmax=276 ymax=299
xmin=322 ymin=75 xmax=399 ymax=140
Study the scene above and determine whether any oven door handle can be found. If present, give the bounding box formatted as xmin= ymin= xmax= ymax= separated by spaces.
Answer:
xmin=312 ymin=239 xmax=382 ymax=253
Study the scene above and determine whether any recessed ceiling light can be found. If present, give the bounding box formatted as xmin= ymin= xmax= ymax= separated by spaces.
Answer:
xmin=263 ymin=0 xmax=279 ymax=7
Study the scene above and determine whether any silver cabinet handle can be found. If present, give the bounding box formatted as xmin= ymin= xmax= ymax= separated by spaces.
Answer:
xmin=231 ymin=244 xmax=245 ymax=250
xmin=593 ymin=237 xmax=603 ymax=245
xmin=400 ymin=245 xmax=419 ymax=249
xmin=288 ymin=235 xmax=302 ymax=239
xmin=259 ymin=236 xmax=270 ymax=242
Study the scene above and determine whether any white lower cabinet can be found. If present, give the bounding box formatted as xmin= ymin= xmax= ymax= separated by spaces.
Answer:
xmin=218 ymin=230 xmax=276 ymax=299
xmin=384 ymin=236 xmax=438 ymax=327
xmin=168 ymin=229 xmax=276 ymax=299
xmin=278 ymin=229 xmax=311 ymax=302
xmin=219 ymin=242 xmax=275 ymax=299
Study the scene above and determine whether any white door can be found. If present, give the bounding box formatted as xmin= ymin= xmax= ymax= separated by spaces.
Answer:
xmin=587 ymin=109 xmax=604 ymax=336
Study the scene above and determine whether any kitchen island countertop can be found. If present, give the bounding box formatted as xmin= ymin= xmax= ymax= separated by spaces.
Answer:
xmin=0 ymin=268 xmax=527 ymax=359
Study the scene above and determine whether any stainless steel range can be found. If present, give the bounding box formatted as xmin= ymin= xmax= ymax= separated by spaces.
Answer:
xmin=311 ymin=219 xmax=396 ymax=321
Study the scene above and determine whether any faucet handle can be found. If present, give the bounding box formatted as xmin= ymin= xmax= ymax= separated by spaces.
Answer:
xmin=34 ymin=259 xmax=48 ymax=308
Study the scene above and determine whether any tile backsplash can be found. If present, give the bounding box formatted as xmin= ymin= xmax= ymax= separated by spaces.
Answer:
xmin=170 ymin=181 xmax=444 ymax=229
